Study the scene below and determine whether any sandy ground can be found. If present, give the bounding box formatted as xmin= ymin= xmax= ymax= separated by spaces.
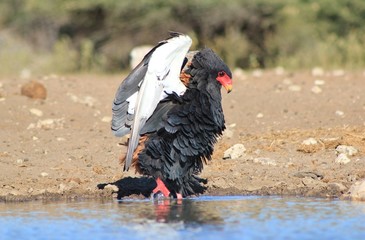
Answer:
xmin=1 ymin=69 xmax=365 ymax=202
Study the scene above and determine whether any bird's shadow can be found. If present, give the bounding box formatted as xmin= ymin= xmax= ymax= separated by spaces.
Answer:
xmin=97 ymin=177 xmax=157 ymax=199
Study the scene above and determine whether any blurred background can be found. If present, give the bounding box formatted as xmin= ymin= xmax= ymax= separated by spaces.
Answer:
xmin=1 ymin=0 xmax=365 ymax=76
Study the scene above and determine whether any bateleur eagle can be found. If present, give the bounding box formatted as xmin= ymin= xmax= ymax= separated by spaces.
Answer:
xmin=112 ymin=32 xmax=232 ymax=199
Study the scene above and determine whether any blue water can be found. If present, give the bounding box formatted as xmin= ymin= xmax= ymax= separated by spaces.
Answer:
xmin=0 ymin=196 xmax=364 ymax=240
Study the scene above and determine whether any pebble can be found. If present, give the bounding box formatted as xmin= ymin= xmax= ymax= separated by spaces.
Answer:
xmin=223 ymin=144 xmax=246 ymax=160
xmin=103 ymin=184 xmax=119 ymax=192
xmin=288 ymin=85 xmax=301 ymax=92
xmin=335 ymin=110 xmax=344 ymax=117
xmin=21 ymin=80 xmax=47 ymax=99
xmin=253 ymin=157 xmax=277 ymax=166
xmin=101 ymin=116 xmax=112 ymax=123
xmin=256 ymin=113 xmax=264 ymax=118
xmin=314 ymin=79 xmax=326 ymax=85
xmin=29 ymin=108 xmax=43 ymax=117
xmin=343 ymin=180 xmax=365 ymax=201
xmin=40 ymin=172 xmax=49 ymax=177
xmin=302 ymin=138 xmax=318 ymax=145
xmin=27 ymin=118 xmax=65 ymax=130
xmin=335 ymin=153 xmax=351 ymax=164
xmin=68 ymin=93 xmax=97 ymax=107
xmin=311 ymin=86 xmax=322 ymax=94
xmin=311 ymin=67 xmax=324 ymax=76
xmin=336 ymin=145 xmax=358 ymax=156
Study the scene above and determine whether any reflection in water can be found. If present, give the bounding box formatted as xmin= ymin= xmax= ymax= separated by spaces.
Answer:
xmin=0 ymin=196 xmax=365 ymax=239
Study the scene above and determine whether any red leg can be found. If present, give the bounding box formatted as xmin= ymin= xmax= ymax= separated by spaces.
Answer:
xmin=152 ymin=178 xmax=170 ymax=198
xmin=176 ymin=193 xmax=183 ymax=199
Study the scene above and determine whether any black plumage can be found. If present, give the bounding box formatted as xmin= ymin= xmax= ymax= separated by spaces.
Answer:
xmin=136 ymin=48 xmax=232 ymax=197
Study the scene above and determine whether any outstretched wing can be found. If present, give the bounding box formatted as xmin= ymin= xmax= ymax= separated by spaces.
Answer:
xmin=112 ymin=32 xmax=192 ymax=171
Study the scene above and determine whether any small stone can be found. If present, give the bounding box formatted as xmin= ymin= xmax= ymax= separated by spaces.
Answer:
xmin=103 ymin=184 xmax=119 ymax=192
xmin=59 ymin=183 xmax=67 ymax=192
xmin=35 ymin=118 xmax=65 ymax=130
xmin=336 ymin=145 xmax=358 ymax=156
xmin=298 ymin=138 xmax=321 ymax=153
xmin=311 ymin=86 xmax=322 ymax=94
xmin=223 ymin=144 xmax=246 ymax=160
xmin=288 ymin=85 xmax=301 ymax=92
xmin=21 ymin=80 xmax=47 ymax=99
xmin=314 ymin=79 xmax=326 ymax=85
xmin=311 ymin=67 xmax=324 ymax=76
xmin=56 ymin=137 xmax=66 ymax=141
xmin=29 ymin=108 xmax=43 ymax=117
xmin=101 ymin=116 xmax=112 ymax=123
xmin=253 ymin=157 xmax=277 ymax=166
xmin=302 ymin=138 xmax=318 ymax=145
xmin=40 ymin=172 xmax=49 ymax=177
xmin=256 ymin=113 xmax=264 ymax=118
xmin=16 ymin=159 xmax=24 ymax=164
xmin=335 ymin=110 xmax=344 ymax=117
xmin=32 ymin=136 xmax=38 ymax=140
xmin=343 ymin=180 xmax=365 ymax=201
xmin=335 ymin=153 xmax=351 ymax=164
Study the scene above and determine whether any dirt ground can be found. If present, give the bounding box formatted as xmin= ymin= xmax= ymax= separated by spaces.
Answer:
xmin=1 ymin=68 xmax=365 ymax=202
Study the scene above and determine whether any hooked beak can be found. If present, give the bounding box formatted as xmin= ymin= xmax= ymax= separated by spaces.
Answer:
xmin=224 ymin=83 xmax=233 ymax=93
xmin=217 ymin=75 xmax=233 ymax=93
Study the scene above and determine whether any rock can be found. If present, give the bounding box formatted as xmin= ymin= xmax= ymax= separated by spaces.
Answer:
xmin=40 ymin=172 xmax=49 ymax=177
xmin=342 ymin=180 xmax=365 ymax=201
xmin=336 ymin=145 xmax=358 ymax=156
xmin=68 ymin=93 xmax=97 ymax=107
xmin=28 ymin=118 xmax=65 ymax=130
xmin=297 ymin=138 xmax=321 ymax=153
xmin=302 ymin=138 xmax=318 ymax=145
xmin=256 ymin=113 xmax=264 ymax=118
xmin=103 ymin=184 xmax=119 ymax=192
xmin=101 ymin=116 xmax=112 ymax=123
xmin=29 ymin=108 xmax=43 ymax=117
xmin=335 ymin=110 xmax=344 ymax=117
xmin=223 ymin=144 xmax=246 ymax=160
xmin=21 ymin=80 xmax=47 ymax=99
xmin=253 ymin=157 xmax=277 ymax=166
xmin=327 ymin=182 xmax=347 ymax=193
xmin=314 ymin=79 xmax=325 ymax=85
xmin=311 ymin=67 xmax=324 ymax=76
xmin=288 ymin=85 xmax=301 ymax=92
xmin=335 ymin=153 xmax=351 ymax=164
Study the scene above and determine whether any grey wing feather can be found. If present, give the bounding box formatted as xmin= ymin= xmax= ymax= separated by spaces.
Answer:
xmin=111 ymin=42 xmax=167 ymax=137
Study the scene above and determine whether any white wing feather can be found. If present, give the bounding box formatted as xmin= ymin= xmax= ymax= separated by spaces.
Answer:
xmin=124 ymin=34 xmax=192 ymax=170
